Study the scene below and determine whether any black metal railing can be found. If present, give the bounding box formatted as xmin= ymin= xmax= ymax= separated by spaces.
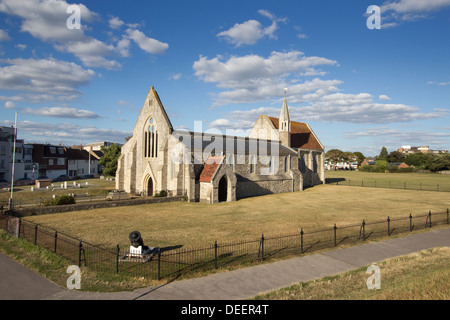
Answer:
xmin=1 ymin=208 xmax=448 ymax=281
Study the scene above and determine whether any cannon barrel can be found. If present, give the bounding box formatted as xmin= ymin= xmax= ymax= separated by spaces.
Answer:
xmin=129 ymin=231 xmax=144 ymax=248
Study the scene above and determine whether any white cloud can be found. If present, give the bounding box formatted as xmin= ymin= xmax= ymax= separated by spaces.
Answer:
xmin=109 ymin=16 xmax=125 ymax=29
xmin=1 ymin=120 xmax=131 ymax=145
xmin=294 ymin=26 xmax=308 ymax=39
xmin=125 ymin=28 xmax=169 ymax=55
xmin=59 ymin=38 xmax=121 ymax=69
xmin=116 ymin=36 xmax=131 ymax=57
xmin=169 ymin=73 xmax=182 ymax=80
xmin=207 ymin=92 xmax=447 ymax=132
xmin=193 ymin=50 xmax=338 ymax=106
xmin=0 ymin=57 xmax=95 ymax=102
xmin=4 ymin=101 xmax=16 ymax=109
xmin=15 ymin=44 xmax=27 ymax=50
xmin=345 ymin=127 xmax=450 ymax=150
xmin=381 ymin=0 xmax=450 ymax=14
xmin=217 ymin=10 xmax=286 ymax=47
xmin=380 ymin=0 xmax=450 ymax=26
xmin=217 ymin=20 xmax=265 ymax=46
xmin=0 ymin=0 xmax=122 ymax=69
xmin=22 ymin=106 xmax=100 ymax=119
xmin=379 ymin=94 xmax=392 ymax=101
xmin=0 ymin=29 xmax=11 ymax=41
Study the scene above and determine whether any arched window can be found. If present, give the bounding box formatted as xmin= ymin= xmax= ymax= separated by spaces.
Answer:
xmin=227 ymin=154 xmax=234 ymax=171
xmin=284 ymin=156 xmax=289 ymax=173
xmin=250 ymin=155 xmax=256 ymax=174
xmin=144 ymin=117 xmax=158 ymax=158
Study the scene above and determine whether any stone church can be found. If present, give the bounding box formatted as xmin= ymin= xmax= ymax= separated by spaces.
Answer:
xmin=116 ymin=86 xmax=325 ymax=203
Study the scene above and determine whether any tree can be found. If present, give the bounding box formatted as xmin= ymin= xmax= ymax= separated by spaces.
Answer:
xmin=377 ymin=147 xmax=388 ymax=160
xmin=99 ymin=143 xmax=122 ymax=177
xmin=325 ymin=149 xmax=344 ymax=163
xmin=386 ymin=151 xmax=405 ymax=163
xmin=353 ymin=152 xmax=365 ymax=166
xmin=375 ymin=159 xmax=388 ymax=172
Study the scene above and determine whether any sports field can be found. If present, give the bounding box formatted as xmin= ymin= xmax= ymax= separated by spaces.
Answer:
xmin=325 ymin=170 xmax=450 ymax=192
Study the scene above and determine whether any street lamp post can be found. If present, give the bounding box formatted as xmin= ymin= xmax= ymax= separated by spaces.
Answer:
xmin=9 ymin=112 xmax=17 ymax=211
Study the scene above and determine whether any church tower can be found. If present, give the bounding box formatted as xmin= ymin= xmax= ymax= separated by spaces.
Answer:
xmin=279 ymin=90 xmax=291 ymax=147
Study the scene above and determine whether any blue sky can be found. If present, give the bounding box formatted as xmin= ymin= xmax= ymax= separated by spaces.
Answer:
xmin=1 ymin=0 xmax=449 ymax=156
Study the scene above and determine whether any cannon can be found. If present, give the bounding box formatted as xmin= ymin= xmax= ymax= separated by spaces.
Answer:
xmin=123 ymin=231 xmax=159 ymax=261
xmin=129 ymin=230 xmax=144 ymax=248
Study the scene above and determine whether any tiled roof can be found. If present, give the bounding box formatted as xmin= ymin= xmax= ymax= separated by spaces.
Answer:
xmin=268 ymin=117 xmax=323 ymax=151
xmin=66 ymin=148 xmax=91 ymax=160
xmin=199 ymin=156 xmax=223 ymax=183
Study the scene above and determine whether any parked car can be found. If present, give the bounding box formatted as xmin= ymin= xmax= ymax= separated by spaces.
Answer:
xmin=51 ymin=175 xmax=71 ymax=182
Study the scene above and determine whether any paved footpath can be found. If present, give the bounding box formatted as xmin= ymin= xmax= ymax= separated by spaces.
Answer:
xmin=1 ymin=228 xmax=449 ymax=300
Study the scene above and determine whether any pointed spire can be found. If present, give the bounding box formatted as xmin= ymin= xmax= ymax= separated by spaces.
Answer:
xmin=279 ymin=88 xmax=291 ymax=147
xmin=279 ymin=89 xmax=290 ymax=132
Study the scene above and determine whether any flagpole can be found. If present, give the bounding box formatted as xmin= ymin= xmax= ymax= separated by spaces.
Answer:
xmin=9 ymin=112 xmax=17 ymax=210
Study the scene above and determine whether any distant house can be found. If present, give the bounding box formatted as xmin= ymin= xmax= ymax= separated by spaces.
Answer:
xmin=389 ymin=162 xmax=409 ymax=169
xmin=32 ymin=144 xmax=68 ymax=180
xmin=361 ymin=158 xmax=376 ymax=167
xmin=398 ymin=145 xmax=448 ymax=154
xmin=72 ymin=144 xmax=105 ymax=174
xmin=66 ymin=148 xmax=98 ymax=178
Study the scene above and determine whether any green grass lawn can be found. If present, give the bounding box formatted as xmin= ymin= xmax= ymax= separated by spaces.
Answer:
xmin=253 ymin=247 xmax=450 ymax=300
xmin=326 ymin=170 xmax=450 ymax=191
xmin=23 ymin=184 xmax=450 ymax=249
xmin=0 ymin=178 xmax=116 ymax=206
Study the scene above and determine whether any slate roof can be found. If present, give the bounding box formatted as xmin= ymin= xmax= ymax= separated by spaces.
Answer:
xmin=66 ymin=148 xmax=91 ymax=160
xmin=268 ymin=117 xmax=324 ymax=151
xmin=173 ymin=131 xmax=297 ymax=157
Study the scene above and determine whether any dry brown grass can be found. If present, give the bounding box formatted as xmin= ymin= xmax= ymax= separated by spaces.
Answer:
xmin=23 ymin=184 xmax=450 ymax=249
xmin=253 ymin=247 xmax=450 ymax=300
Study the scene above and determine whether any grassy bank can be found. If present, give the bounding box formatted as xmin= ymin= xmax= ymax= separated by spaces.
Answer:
xmin=0 ymin=229 xmax=162 ymax=292
xmin=253 ymin=247 xmax=450 ymax=300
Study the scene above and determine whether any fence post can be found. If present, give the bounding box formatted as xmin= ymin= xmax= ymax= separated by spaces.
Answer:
xmin=34 ymin=224 xmax=38 ymax=245
xmin=362 ymin=220 xmax=366 ymax=241
xmin=300 ymin=229 xmax=304 ymax=254
xmin=78 ymin=241 xmax=82 ymax=268
xmin=333 ymin=224 xmax=337 ymax=247
xmin=261 ymin=234 xmax=265 ymax=261
xmin=447 ymin=208 xmax=449 ymax=225
xmin=214 ymin=241 xmax=218 ymax=269
xmin=409 ymin=214 xmax=413 ymax=232
xmin=387 ymin=216 xmax=391 ymax=236
xmin=157 ymin=248 xmax=161 ymax=280
xmin=115 ymin=244 xmax=119 ymax=274
xmin=17 ymin=218 xmax=21 ymax=238
xmin=429 ymin=211 xmax=432 ymax=228
xmin=54 ymin=231 xmax=57 ymax=253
